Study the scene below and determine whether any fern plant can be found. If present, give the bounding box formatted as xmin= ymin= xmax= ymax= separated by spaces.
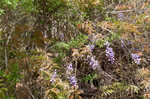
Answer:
xmin=0 ymin=76 xmax=7 ymax=99
xmin=40 ymin=67 xmax=71 ymax=99
xmin=51 ymin=33 xmax=88 ymax=64
xmin=101 ymin=82 xmax=140 ymax=98
xmin=68 ymin=33 xmax=88 ymax=48
xmin=82 ymin=73 xmax=97 ymax=83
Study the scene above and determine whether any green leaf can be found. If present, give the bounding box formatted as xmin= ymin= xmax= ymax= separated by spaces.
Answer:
xmin=55 ymin=42 xmax=70 ymax=50
xmin=0 ymin=9 xmax=4 ymax=15
xmin=0 ymin=88 xmax=8 ymax=92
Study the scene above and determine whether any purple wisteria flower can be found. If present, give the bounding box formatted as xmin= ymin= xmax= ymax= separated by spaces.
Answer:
xmin=66 ymin=63 xmax=73 ymax=75
xmin=50 ymin=69 xmax=57 ymax=83
xmin=67 ymin=63 xmax=73 ymax=71
xmin=60 ymin=33 xmax=65 ymax=41
xmin=117 ymin=12 xmax=124 ymax=20
xmin=131 ymin=53 xmax=141 ymax=64
xmin=88 ymin=44 xmax=95 ymax=52
xmin=69 ymin=76 xmax=77 ymax=86
xmin=89 ymin=56 xmax=99 ymax=70
xmin=105 ymin=42 xmax=115 ymax=64
xmin=128 ymin=41 xmax=133 ymax=45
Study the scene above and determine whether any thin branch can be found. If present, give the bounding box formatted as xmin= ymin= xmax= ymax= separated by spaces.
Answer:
xmin=106 ymin=8 xmax=148 ymax=14
xmin=4 ymin=47 xmax=8 ymax=68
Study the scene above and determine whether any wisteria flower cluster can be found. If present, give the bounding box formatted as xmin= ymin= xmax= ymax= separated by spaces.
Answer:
xmin=117 ymin=12 xmax=124 ymax=21
xmin=50 ymin=69 xmax=57 ymax=83
xmin=105 ymin=42 xmax=115 ymax=64
xmin=87 ymin=44 xmax=95 ymax=52
xmin=66 ymin=63 xmax=78 ymax=86
xmin=69 ymin=75 xmax=77 ymax=87
xmin=131 ymin=53 xmax=141 ymax=64
xmin=87 ymin=55 xmax=99 ymax=70
xmin=66 ymin=63 xmax=73 ymax=75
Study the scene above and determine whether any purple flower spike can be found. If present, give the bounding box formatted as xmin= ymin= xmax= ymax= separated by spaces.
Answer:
xmin=105 ymin=42 xmax=115 ymax=64
xmin=92 ymin=60 xmax=99 ymax=70
xmin=66 ymin=63 xmax=73 ymax=75
xmin=69 ymin=76 xmax=77 ymax=86
xmin=60 ymin=33 xmax=65 ymax=40
xmin=128 ymin=41 xmax=133 ymax=45
xmin=89 ymin=56 xmax=99 ymax=70
xmin=118 ymin=13 xmax=124 ymax=20
xmin=67 ymin=63 xmax=73 ymax=71
xmin=131 ymin=53 xmax=141 ymax=64
xmin=88 ymin=44 xmax=95 ymax=52
xmin=50 ymin=69 xmax=57 ymax=83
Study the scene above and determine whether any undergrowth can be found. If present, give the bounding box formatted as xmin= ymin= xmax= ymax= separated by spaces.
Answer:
xmin=0 ymin=0 xmax=150 ymax=99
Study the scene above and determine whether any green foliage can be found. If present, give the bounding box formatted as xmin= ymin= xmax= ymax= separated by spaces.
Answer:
xmin=47 ymin=0 xmax=67 ymax=12
xmin=53 ymin=52 xmax=66 ymax=65
xmin=101 ymin=82 xmax=140 ymax=97
xmin=0 ymin=77 xmax=8 ymax=99
xmin=35 ymin=0 xmax=67 ymax=15
xmin=52 ymin=34 xmax=88 ymax=64
xmin=0 ymin=0 xmax=19 ymax=9
xmin=68 ymin=33 xmax=88 ymax=48
xmin=82 ymin=73 xmax=97 ymax=83
xmin=127 ymin=84 xmax=140 ymax=94
xmin=109 ymin=32 xmax=121 ymax=41
xmin=0 ymin=0 xmax=36 ymax=14
xmin=104 ymin=16 xmax=116 ymax=22
xmin=75 ymin=0 xmax=105 ymax=16
xmin=40 ymin=67 xmax=70 ymax=99
xmin=0 ymin=63 xmax=21 ymax=98
xmin=0 ymin=9 xmax=4 ymax=15
xmin=96 ymin=33 xmax=120 ymax=48
xmin=52 ymin=42 xmax=69 ymax=64
xmin=8 ymin=63 xmax=21 ymax=82
xmin=54 ymin=42 xmax=70 ymax=51
xmin=0 ymin=0 xmax=149 ymax=98
xmin=20 ymin=0 xmax=36 ymax=12
xmin=95 ymin=38 xmax=106 ymax=48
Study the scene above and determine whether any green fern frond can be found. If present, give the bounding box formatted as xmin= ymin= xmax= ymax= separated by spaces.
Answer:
xmin=68 ymin=33 xmax=88 ymax=48
xmin=54 ymin=42 xmax=70 ymax=51
xmin=0 ymin=78 xmax=7 ymax=99
xmin=101 ymin=82 xmax=140 ymax=97
xmin=127 ymin=84 xmax=140 ymax=94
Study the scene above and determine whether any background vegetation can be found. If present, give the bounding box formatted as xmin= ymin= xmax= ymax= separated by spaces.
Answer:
xmin=0 ymin=0 xmax=150 ymax=99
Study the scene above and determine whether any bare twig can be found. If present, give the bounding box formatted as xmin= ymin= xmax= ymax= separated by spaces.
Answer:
xmin=108 ymin=9 xmax=135 ymax=14
xmin=4 ymin=47 xmax=8 ymax=68
xmin=106 ymin=8 xmax=149 ymax=14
